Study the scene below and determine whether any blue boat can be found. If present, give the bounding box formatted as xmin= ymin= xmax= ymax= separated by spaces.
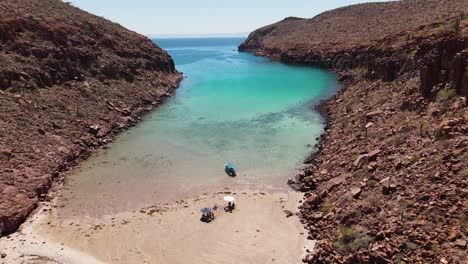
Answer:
xmin=224 ymin=162 xmax=237 ymax=177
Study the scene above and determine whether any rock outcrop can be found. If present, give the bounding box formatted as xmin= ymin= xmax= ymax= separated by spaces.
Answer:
xmin=0 ymin=0 xmax=182 ymax=235
xmin=241 ymin=0 xmax=467 ymax=263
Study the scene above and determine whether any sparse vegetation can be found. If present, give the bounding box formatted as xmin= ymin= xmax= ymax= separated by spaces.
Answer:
xmin=409 ymin=155 xmax=420 ymax=164
xmin=405 ymin=32 xmax=413 ymax=41
xmin=333 ymin=226 xmax=370 ymax=254
xmin=436 ymin=87 xmax=457 ymax=102
xmin=408 ymin=49 xmax=417 ymax=58
xmin=320 ymin=202 xmax=333 ymax=213
xmin=28 ymin=79 xmax=39 ymax=90
xmin=451 ymin=18 xmax=461 ymax=31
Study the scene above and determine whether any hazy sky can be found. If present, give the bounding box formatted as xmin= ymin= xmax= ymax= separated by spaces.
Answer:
xmin=69 ymin=0 xmax=390 ymax=37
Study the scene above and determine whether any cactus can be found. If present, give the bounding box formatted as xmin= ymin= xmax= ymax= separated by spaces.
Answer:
xmin=452 ymin=18 xmax=461 ymax=31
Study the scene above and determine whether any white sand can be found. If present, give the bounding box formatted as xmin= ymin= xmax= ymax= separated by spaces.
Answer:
xmin=0 ymin=190 xmax=313 ymax=264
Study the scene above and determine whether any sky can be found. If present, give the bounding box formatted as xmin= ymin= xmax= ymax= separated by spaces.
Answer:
xmin=69 ymin=0 xmax=390 ymax=37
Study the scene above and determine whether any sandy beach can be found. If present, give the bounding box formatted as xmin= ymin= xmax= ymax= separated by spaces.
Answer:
xmin=0 ymin=189 xmax=312 ymax=264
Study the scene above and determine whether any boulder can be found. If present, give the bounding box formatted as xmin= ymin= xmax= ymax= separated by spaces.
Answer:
xmin=393 ymin=158 xmax=402 ymax=170
xmin=368 ymin=149 xmax=381 ymax=161
xmin=312 ymin=212 xmax=323 ymax=220
xmin=305 ymin=194 xmax=322 ymax=208
xmin=366 ymin=109 xmax=383 ymax=118
xmin=350 ymin=187 xmax=362 ymax=198
xmin=380 ymin=177 xmax=397 ymax=195
xmin=88 ymin=125 xmax=100 ymax=135
xmin=354 ymin=154 xmax=368 ymax=169
xmin=454 ymin=239 xmax=466 ymax=248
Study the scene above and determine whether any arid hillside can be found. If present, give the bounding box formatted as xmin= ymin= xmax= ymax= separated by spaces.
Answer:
xmin=0 ymin=0 xmax=181 ymax=235
xmin=241 ymin=0 xmax=467 ymax=263
xmin=240 ymin=0 xmax=467 ymax=54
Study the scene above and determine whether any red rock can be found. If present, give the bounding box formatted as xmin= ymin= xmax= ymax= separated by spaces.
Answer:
xmin=366 ymin=122 xmax=375 ymax=128
xmin=368 ymin=149 xmax=381 ymax=161
xmin=305 ymin=194 xmax=322 ymax=208
xmin=368 ymin=161 xmax=377 ymax=170
xmin=380 ymin=177 xmax=397 ymax=195
xmin=2 ymin=186 xmax=17 ymax=195
xmin=454 ymin=239 xmax=466 ymax=248
xmin=447 ymin=230 xmax=458 ymax=241
xmin=354 ymin=154 xmax=368 ymax=168
xmin=350 ymin=187 xmax=362 ymax=198
xmin=312 ymin=212 xmax=323 ymax=220
xmin=366 ymin=109 xmax=384 ymax=118
xmin=88 ymin=125 xmax=100 ymax=135
xmin=393 ymin=158 xmax=402 ymax=169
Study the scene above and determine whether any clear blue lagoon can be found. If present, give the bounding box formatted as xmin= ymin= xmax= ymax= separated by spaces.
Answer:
xmin=58 ymin=38 xmax=338 ymax=217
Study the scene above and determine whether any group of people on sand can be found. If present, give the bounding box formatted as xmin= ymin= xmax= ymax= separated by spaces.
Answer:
xmin=200 ymin=201 xmax=236 ymax=223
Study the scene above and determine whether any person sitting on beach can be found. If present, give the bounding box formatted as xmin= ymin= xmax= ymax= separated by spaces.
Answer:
xmin=201 ymin=212 xmax=214 ymax=222
xmin=224 ymin=202 xmax=235 ymax=213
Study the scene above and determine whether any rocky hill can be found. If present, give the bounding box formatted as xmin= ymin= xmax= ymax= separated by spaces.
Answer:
xmin=0 ymin=0 xmax=181 ymax=235
xmin=240 ymin=0 xmax=467 ymax=263
xmin=240 ymin=0 xmax=466 ymax=55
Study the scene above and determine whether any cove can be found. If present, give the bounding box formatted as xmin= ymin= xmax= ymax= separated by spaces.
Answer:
xmin=56 ymin=38 xmax=338 ymax=218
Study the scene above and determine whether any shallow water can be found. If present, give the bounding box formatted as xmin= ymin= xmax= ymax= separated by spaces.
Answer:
xmin=57 ymin=38 xmax=337 ymax=218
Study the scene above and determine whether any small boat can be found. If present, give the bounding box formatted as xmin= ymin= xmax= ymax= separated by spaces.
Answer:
xmin=224 ymin=162 xmax=237 ymax=177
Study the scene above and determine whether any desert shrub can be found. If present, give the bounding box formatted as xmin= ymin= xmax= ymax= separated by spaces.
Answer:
xmin=387 ymin=133 xmax=410 ymax=146
xmin=53 ymin=100 xmax=69 ymax=111
xmin=333 ymin=226 xmax=371 ymax=254
xmin=320 ymin=202 xmax=333 ymax=213
xmin=405 ymin=241 xmax=419 ymax=250
xmin=408 ymin=49 xmax=418 ymax=58
xmin=409 ymin=155 xmax=420 ymax=164
xmin=436 ymin=88 xmax=457 ymax=102
xmin=28 ymin=79 xmax=39 ymax=90
xmin=405 ymin=32 xmax=413 ymax=41
xmin=452 ymin=18 xmax=461 ymax=31
xmin=375 ymin=97 xmax=388 ymax=106
xmin=9 ymin=80 xmax=23 ymax=93
xmin=338 ymin=193 xmax=353 ymax=207
xmin=367 ymin=179 xmax=378 ymax=187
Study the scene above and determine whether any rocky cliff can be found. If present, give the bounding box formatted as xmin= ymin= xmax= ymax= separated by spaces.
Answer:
xmin=241 ymin=0 xmax=467 ymax=263
xmin=0 ymin=0 xmax=181 ymax=235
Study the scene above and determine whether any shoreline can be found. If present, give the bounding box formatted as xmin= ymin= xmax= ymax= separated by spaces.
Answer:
xmin=0 ymin=74 xmax=183 ymax=236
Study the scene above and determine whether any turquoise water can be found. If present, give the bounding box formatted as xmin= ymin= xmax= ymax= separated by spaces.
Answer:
xmin=58 ymin=38 xmax=337 ymax=217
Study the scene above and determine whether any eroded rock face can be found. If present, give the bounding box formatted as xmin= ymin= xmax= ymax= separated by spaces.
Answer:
xmin=0 ymin=0 xmax=182 ymax=235
xmin=241 ymin=1 xmax=467 ymax=263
